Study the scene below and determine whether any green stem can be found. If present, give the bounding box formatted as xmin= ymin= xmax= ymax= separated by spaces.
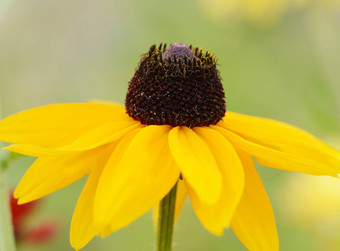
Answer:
xmin=157 ymin=182 xmax=178 ymax=251
xmin=0 ymin=151 xmax=16 ymax=251
xmin=0 ymin=87 xmax=16 ymax=251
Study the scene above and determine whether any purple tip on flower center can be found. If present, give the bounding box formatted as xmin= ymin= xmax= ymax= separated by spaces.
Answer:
xmin=162 ymin=43 xmax=196 ymax=59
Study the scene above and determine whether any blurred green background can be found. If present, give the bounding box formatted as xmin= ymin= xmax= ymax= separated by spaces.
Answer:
xmin=1 ymin=0 xmax=340 ymax=250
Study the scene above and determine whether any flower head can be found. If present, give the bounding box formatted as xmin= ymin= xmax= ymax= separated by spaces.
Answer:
xmin=0 ymin=43 xmax=339 ymax=250
xmin=126 ymin=43 xmax=225 ymax=127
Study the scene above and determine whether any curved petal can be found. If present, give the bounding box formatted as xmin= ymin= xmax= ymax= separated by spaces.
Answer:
xmin=0 ymin=103 xmax=132 ymax=147
xmin=56 ymin=122 xmax=141 ymax=151
xmin=214 ymin=126 xmax=338 ymax=176
xmin=168 ymin=127 xmax=222 ymax=205
xmin=231 ymin=151 xmax=279 ymax=251
xmin=152 ymin=179 xmax=188 ymax=232
xmin=3 ymin=144 xmax=70 ymax=157
xmin=14 ymin=143 xmax=115 ymax=204
xmin=174 ymin=179 xmax=188 ymax=221
xmin=70 ymin=148 xmax=111 ymax=251
xmin=94 ymin=125 xmax=180 ymax=234
xmin=3 ymin=121 xmax=142 ymax=157
xmin=220 ymin=112 xmax=340 ymax=172
xmin=70 ymin=172 xmax=99 ymax=250
xmin=184 ymin=127 xmax=244 ymax=236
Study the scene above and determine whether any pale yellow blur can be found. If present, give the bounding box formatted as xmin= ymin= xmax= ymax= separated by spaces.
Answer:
xmin=281 ymin=174 xmax=340 ymax=226
xmin=279 ymin=136 xmax=340 ymax=246
xmin=198 ymin=0 xmax=340 ymax=26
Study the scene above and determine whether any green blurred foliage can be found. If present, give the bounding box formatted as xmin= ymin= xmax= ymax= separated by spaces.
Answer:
xmin=0 ymin=0 xmax=339 ymax=250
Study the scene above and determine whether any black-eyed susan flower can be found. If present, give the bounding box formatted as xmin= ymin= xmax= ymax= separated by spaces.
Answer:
xmin=0 ymin=43 xmax=340 ymax=251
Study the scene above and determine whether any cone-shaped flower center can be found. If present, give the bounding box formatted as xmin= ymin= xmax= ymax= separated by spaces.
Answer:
xmin=125 ymin=43 xmax=226 ymax=127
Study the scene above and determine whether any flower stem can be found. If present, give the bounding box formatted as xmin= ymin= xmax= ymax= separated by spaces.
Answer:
xmin=0 ymin=151 xmax=16 ymax=251
xmin=156 ymin=182 xmax=178 ymax=251
xmin=0 ymin=98 xmax=16 ymax=251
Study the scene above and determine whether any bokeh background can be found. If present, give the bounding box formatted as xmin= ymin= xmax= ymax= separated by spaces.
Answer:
xmin=1 ymin=0 xmax=340 ymax=250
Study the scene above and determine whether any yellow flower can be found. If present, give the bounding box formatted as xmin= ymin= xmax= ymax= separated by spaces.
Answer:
xmin=198 ymin=0 xmax=340 ymax=26
xmin=0 ymin=43 xmax=340 ymax=251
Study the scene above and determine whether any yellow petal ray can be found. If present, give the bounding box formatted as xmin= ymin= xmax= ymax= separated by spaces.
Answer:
xmin=94 ymin=125 xmax=180 ymax=234
xmin=70 ymin=173 xmax=98 ymax=251
xmin=3 ymin=122 xmax=140 ymax=157
xmin=70 ymin=147 xmax=111 ymax=251
xmin=152 ymin=179 xmax=188 ymax=232
xmin=183 ymin=127 xmax=244 ymax=236
xmin=214 ymin=126 xmax=338 ymax=176
xmin=14 ymin=143 xmax=115 ymax=204
xmin=56 ymin=122 xmax=141 ymax=151
xmin=231 ymin=151 xmax=279 ymax=251
xmin=3 ymin=144 xmax=70 ymax=157
xmin=168 ymin=127 xmax=222 ymax=205
xmin=220 ymin=112 xmax=340 ymax=172
xmin=174 ymin=179 xmax=188 ymax=221
xmin=0 ymin=103 xmax=131 ymax=147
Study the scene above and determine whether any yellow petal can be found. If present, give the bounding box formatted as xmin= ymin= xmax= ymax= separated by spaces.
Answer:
xmin=56 ymin=122 xmax=141 ymax=151
xmin=3 ymin=121 xmax=141 ymax=157
xmin=3 ymin=144 xmax=70 ymax=157
xmin=70 ymin=192 xmax=96 ymax=251
xmin=174 ymin=179 xmax=188 ymax=221
xmin=168 ymin=127 xmax=222 ymax=205
xmin=14 ymin=143 xmax=115 ymax=204
xmin=152 ymin=179 xmax=187 ymax=232
xmin=94 ymin=125 xmax=180 ymax=234
xmin=2 ymin=120 xmax=140 ymax=157
xmin=0 ymin=103 xmax=131 ymax=147
xmin=231 ymin=151 xmax=279 ymax=251
xmin=70 ymin=160 xmax=106 ymax=250
xmin=214 ymin=126 xmax=338 ymax=176
xmin=183 ymin=127 xmax=244 ymax=236
xmin=220 ymin=112 xmax=340 ymax=173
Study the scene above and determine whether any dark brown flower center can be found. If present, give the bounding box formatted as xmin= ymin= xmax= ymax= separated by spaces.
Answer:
xmin=125 ymin=43 xmax=226 ymax=128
